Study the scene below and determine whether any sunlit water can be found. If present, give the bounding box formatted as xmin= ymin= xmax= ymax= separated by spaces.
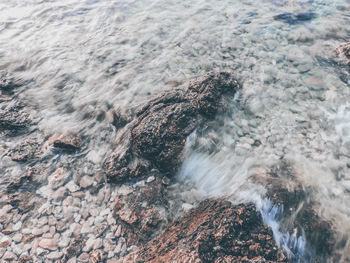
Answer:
xmin=1 ymin=0 xmax=350 ymax=261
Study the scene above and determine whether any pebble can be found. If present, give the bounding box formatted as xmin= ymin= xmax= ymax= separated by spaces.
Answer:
xmin=79 ymin=176 xmax=94 ymax=188
xmin=66 ymin=181 xmax=80 ymax=192
xmin=58 ymin=236 xmax=70 ymax=248
xmin=12 ymin=233 xmax=23 ymax=243
xmin=115 ymin=225 xmax=122 ymax=237
xmin=80 ymin=222 xmax=91 ymax=234
xmin=116 ymin=185 xmax=133 ymax=196
xmin=47 ymin=251 xmax=63 ymax=260
xmin=38 ymin=238 xmax=57 ymax=250
xmin=56 ymin=221 xmax=66 ymax=232
xmin=146 ymin=176 xmax=155 ymax=183
xmin=32 ymin=228 xmax=43 ymax=236
xmin=48 ymin=168 xmax=69 ymax=189
xmin=36 ymin=247 xmax=46 ymax=256
xmin=77 ymin=252 xmax=90 ymax=262
xmin=3 ymin=251 xmax=17 ymax=260
xmin=52 ymin=187 xmax=67 ymax=202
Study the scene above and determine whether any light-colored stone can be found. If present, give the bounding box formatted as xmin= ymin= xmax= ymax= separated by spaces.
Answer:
xmin=79 ymin=176 xmax=94 ymax=188
xmin=100 ymin=208 xmax=111 ymax=217
xmin=48 ymin=168 xmax=69 ymax=189
xmin=146 ymin=176 xmax=155 ymax=183
xmin=116 ymin=185 xmax=133 ymax=196
xmin=3 ymin=251 xmax=17 ymax=260
xmin=58 ymin=236 xmax=70 ymax=248
xmin=37 ymin=217 xmax=48 ymax=227
xmin=52 ymin=187 xmax=67 ymax=202
xmin=80 ymin=222 xmax=91 ymax=234
xmin=77 ymin=252 xmax=89 ymax=262
xmin=67 ymin=256 xmax=77 ymax=263
xmin=47 ymin=251 xmax=63 ymax=260
xmin=12 ymin=233 xmax=23 ymax=243
xmin=32 ymin=228 xmax=43 ymax=236
xmin=66 ymin=181 xmax=80 ymax=193
xmin=38 ymin=238 xmax=57 ymax=250
xmin=115 ymin=225 xmax=122 ymax=237
xmin=36 ymin=247 xmax=46 ymax=256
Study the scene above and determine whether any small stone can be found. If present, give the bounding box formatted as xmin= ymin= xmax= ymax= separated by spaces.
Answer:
xmin=100 ymin=208 xmax=110 ymax=217
xmin=66 ymin=181 xmax=80 ymax=193
xmin=49 ymin=131 xmax=82 ymax=151
xmin=37 ymin=217 xmax=48 ymax=227
xmin=52 ymin=187 xmax=67 ymax=202
xmin=38 ymin=238 xmax=57 ymax=250
xmin=56 ymin=221 xmax=66 ymax=232
xmin=115 ymin=225 xmax=122 ymax=237
xmin=58 ymin=236 xmax=70 ymax=248
xmin=32 ymin=228 xmax=43 ymax=236
xmin=79 ymin=176 xmax=94 ymax=188
xmin=36 ymin=247 xmax=46 ymax=256
xmin=12 ymin=233 xmax=23 ymax=243
xmin=116 ymin=185 xmax=133 ymax=196
xmin=80 ymin=222 xmax=91 ymax=234
xmin=22 ymin=234 xmax=35 ymax=243
xmin=48 ymin=168 xmax=69 ymax=189
xmin=3 ymin=251 xmax=17 ymax=260
xmin=47 ymin=251 xmax=63 ymax=260
xmin=0 ymin=238 xmax=11 ymax=247
xmin=77 ymin=252 xmax=90 ymax=262
xmin=146 ymin=176 xmax=155 ymax=183
xmin=90 ymin=249 xmax=104 ymax=263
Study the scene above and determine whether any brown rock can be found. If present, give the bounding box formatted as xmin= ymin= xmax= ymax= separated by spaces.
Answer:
xmin=63 ymin=237 xmax=84 ymax=261
xmin=104 ymin=72 xmax=239 ymax=183
xmin=118 ymin=199 xmax=287 ymax=263
xmin=49 ymin=131 xmax=82 ymax=151
xmin=90 ymin=249 xmax=105 ymax=263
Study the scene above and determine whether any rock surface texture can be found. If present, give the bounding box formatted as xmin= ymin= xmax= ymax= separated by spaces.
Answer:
xmin=117 ymin=199 xmax=287 ymax=263
xmin=104 ymin=72 xmax=239 ymax=183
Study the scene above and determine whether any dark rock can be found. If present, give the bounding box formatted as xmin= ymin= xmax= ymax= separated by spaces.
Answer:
xmin=118 ymin=199 xmax=287 ymax=263
xmin=0 ymin=71 xmax=22 ymax=95
xmin=0 ymin=99 xmax=31 ymax=136
xmin=104 ymin=72 xmax=239 ymax=183
xmin=6 ymin=137 xmax=42 ymax=162
xmin=63 ymin=236 xmax=84 ymax=261
xmin=336 ymin=42 xmax=350 ymax=62
xmin=273 ymin=12 xmax=317 ymax=25
xmin=252 ymin=160 xmax=337 ymax=261
xmin=7 ymin=192 xmax=36 ymax=213
xmin=113 ymin=178 xmax=168 ymax=245
xmin=49 ymin=131 xmax=82 ymax=151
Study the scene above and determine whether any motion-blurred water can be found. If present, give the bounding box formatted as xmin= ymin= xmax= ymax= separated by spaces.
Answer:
xmin=1 ymin=0 xmax=350 ymax=261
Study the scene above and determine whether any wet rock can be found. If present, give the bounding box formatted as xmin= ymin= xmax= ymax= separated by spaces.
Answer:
xmin=90 ymin=249 xmax=105 ymax=263
xmin=49 ymin=131 xmax=82 ymax=152
xmin=104 ymin=72 xmax=239 ymax=183
xmin=6 ymin=137 xmax=43 ymax=162
xmin=48 ymin=168 xmax=69 ymax=190
xmin=252 ymin=160 xmax=337 ymax=261
xmin=0 ymin=100 xmax=31 ymax=136
xmin=273 ymin=12 xmax=317 ymax=25
xmin=336 ymin=42 xmax=350 ymax=63
xmin=63 ymin=237 xmax=84 ymax=261
xmin=113 ymin=178 xmax=168 ymax=245
xmin=119 ymin=199 xmax=287 ymax=263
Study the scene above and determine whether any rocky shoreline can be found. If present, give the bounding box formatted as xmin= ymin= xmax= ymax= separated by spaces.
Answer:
xmin=1 ymin=63 xmax=349 ymax=262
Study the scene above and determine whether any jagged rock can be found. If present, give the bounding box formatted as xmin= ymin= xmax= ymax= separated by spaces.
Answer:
xmin=6 ymin=137 xmax=43 ymax=162
xmin=336 ymin=42 xmax=350 ymax=64
xmin=0 ymin=99 xmax=31 ymax=136
xmin=63 ymin=236 xmax=84 ymax=261
xmin=117 ymin=199 xmax=287 ymax=263
xmin=49 ymin=131 xmax=82 ymax=151
xmin=104 ymin=72 xmax=239 ymax=183
xmin=252 ymin=160 xmax=337 ymax=261
xmin=113 ymin=178 xmax=168 ymax=245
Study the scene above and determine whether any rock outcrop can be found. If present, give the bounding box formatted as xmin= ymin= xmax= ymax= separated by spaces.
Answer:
xmin=117 ymin=199 xmax=287 ymax=263
xmin=104 ymin=72 xmax=239 ymax=183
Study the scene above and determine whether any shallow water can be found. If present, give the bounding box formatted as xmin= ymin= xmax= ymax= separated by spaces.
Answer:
xmin=1 ymin=0 xmax=350 ymax=261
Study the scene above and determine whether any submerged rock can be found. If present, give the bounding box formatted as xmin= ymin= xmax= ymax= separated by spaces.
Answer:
xmin=49 ymin=131 xmax=82 ymax=152
xmin=104 ymin=72 xmax=239 ymax=183
xmin=252 ymin=160 xmax=337 ymax=261
xmin=118 ymin=199 xmax=287 ymax=263
xmin=273 ymin=12 xmax=317 ymax=25
xmin=336 ymin=42 xmax=350 ymax=63
xmin=0 ymin=99 xmax=31 ymax=136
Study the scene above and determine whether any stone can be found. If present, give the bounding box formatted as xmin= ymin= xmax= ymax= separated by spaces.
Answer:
xmin=104 ymin=72 xmax=239 ymax=183
xmin=13 ymin=233 xmax=23 ymax=243
xmin=49 ymin=131 xmax=82 ymax=151
xmin=47 ymin=251 xmax=63 ymax=260
xmin=52 ymin=187 xmax=67 ymax=201
xmin=119 ymin=199 xmax=287 ymax=263
xmin=56 ymin=221 xmax=66 ymax=232
xmin=63 ymin=237 xmax=84 ymax=261
xmin=90 ymin=249 xmax=105 ymax=263
xmin=32 ymin=228 xmax=43 ymax=236
xmin=77 ymin=252 xmax=89 ymax=262
xmin=79 ymin=176 xmax=94 ymax=188
xmin=336 ymin=42 xmax=350 ymax=63
xmin=48 ymin=168 xmax=69 ymax=190
xmin=3 ymin=251 xmax=17 ymax=260
xmin=58 ymin=236 xmax=70 ymax=248
xmin=38 ymin=238 xmax=57 ymax=250
xmin=66 ymin=181 xmax=80 ymax=193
